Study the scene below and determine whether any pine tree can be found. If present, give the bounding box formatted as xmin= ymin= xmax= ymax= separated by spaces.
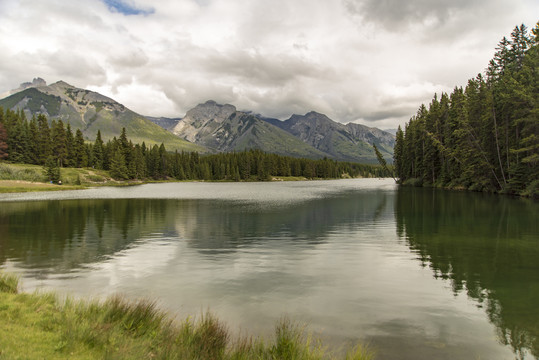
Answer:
xmin=6 ymin=116 xmax=26 ymax=163
xmin=158 ymin=143 xmax=167 ymax=178
xmin=118 ymin=128 xmax=133 ymax=176
xmin=109 ymin=148 xmax=128 ymax=180
xmin=132 ymin=144 xmax=146 ymax=179
xmin=147 ymin=145 xmax=160 ymax=179
xmin=44 ymin=155 xmax=61 ymax=183
xmin=0 ymin=122 xmax=8 ymax=160
xmin=65 ymin=124 xmax=75 ymax=167
xmin=51 ymin=120 xmax=68 ymax=167
xmin=37 ymin=114 xmax=52 ymax=165
xmin=27 ymin=116 xmax=39 ymax=165
xmin=74 ymin=129 xmax=88 ymax=167
xmin=92 ymin=130 xmax=104 ymax=169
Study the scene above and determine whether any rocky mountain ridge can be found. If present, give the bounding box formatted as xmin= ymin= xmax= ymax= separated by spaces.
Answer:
xmin=0 ymin=80 xmax=203 ymax=152
xmin=1 ymin=79 xmax=395 ymax=163
xmin=171 ymin=101 xmax=327 ymax=158
xmin=170 ymin=100 xmax=394 ymax=163
xmin=268 ymin=111 xmax=394 ymax=162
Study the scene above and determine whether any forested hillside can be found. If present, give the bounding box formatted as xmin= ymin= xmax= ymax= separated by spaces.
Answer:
xmin=0 ymin=81 xmax=202 ymax=152
xmin=0 ymin=109 xmax=390 ymax=182
xmin=393 ymin=22 xmax=538 ymax=197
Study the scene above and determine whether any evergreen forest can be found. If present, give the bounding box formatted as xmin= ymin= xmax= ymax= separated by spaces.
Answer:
xmin=0 ymin=109 xmax=390 ymax=182
xmin=393 ymin=22 xmax=538 ymax=198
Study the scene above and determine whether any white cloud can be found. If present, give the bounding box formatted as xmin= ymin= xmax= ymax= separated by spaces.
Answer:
xmin=0 ymin=0 xmax=537 ymax=129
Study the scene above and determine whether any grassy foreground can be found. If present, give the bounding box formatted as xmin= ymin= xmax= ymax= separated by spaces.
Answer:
xmin=0 ymin=273 xmax=374 ymax=360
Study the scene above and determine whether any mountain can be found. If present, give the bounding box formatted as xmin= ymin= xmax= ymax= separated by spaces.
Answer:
xmin=0 ymin=77 xmax=47 ymax=99
xmin=1 ymin=79 xmax=395 ymax=163
xmin=171 ymin=101 xmax=328 ymax=158
xmin=0 ymin=80 xmax=204 ymax=152
xmin=146 ymin=116 xmax=181 ymax=131
xmin=261 ymin=111 xmax=394 ymax=163
xmin=383 ymin=128 xmax=398 ymax=136
xmin=169 ymin=100 xmax=395 ymax=163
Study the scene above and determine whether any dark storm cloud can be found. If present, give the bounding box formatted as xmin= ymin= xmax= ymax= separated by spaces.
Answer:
xmin=1 ymin=0 xmax=538 ymax=129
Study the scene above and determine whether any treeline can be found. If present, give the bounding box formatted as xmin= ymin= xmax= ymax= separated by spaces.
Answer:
xmin=0 ymin=109 xmax=390 ymax=181
xmin=393 ymin=23 xmax=538 ymax=197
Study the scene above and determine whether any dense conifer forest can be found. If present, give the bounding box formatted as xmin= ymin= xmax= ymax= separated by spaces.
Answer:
xmin=393 ymin=22 xmax=538 ymax=198
xmin=0 ymin=108 xmax=390 ymax=182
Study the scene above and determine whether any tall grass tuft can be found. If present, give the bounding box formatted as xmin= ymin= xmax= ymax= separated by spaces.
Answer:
xmin=188 ymin=313 xmax=230 ymax=359
xmin=345 ymin=345 xmax=376 ymax=360
xmin=0 ymin=273 xmax=376 ymax=359
xmin=0 ymin=272 xmax=19 ymax=293
xmin=0 ymin=163 xmax=45 ymax=182
xmin=271 ymin=317 xmax=326 ymax=360
xmin=103 ymin=295 xmax=166 ymax=336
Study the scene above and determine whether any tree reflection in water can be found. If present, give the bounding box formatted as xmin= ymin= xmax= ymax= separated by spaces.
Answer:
xmin=395 ymin=187 xmax=539 ymax=359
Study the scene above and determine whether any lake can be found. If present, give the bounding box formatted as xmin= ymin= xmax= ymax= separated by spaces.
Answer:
xmin=0 ymin=179 xmax=537 ymax=359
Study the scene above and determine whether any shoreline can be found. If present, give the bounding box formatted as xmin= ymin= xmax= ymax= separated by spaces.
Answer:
xmin=0 ymin=272 xmax=374 ymax=359
xmin=0 ymin=177 xmax=321 ymax=194
xmin=0 ymin=162 xmax=343 ymax=194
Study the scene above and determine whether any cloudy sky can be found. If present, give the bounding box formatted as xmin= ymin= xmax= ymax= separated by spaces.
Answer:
xmin=0 ymin=0 xmax=537 ymax=129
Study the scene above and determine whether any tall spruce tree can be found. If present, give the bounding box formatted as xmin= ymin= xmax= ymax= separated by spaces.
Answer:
xmin=74 ymin=129 xmax=88 ymax=167
xmin=65 ymin=124 xmax=74 ymax=167
xmin=92 ymin=130 xmax=104 ymax=169
xmin=109 ymin=147 xmax=128 ymax=180
xmin=0 ymin=122 xmax=8 ymax=160
xmin=27 ymin=116 xmax=39 ymax=165
xmin=44 ymin=155 xmax=61 ymax=183
xmin=393 ymin=127 xmax=404 ymax=180
xmin=37 ymin=114 xmax=52 ymax=165
xmin=6 ymin=116 xmax=26 ymax=163
xmin=51 ymin=120 xmax=67 ymax=167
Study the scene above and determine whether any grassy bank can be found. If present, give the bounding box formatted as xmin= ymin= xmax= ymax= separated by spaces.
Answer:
xmin=0 ymin=273 xmax=374 ymax=360
xmin=0 ymin=163 xmax=338 ymax=194
xmin=0 ymin=162 xmax=139 ymax=193
xmin=0 ymin=180 xmax=85 ymax=193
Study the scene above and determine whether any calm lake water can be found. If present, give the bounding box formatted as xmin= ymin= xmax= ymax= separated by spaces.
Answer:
xmin=0 ymin=179 xmax=537 ymax=359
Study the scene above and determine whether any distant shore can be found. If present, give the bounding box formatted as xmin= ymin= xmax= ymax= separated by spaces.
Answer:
xmin=0 ymin=162 xmax=330 ymax=194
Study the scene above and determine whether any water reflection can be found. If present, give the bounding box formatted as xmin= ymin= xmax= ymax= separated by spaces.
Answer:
xmin=0 ymin=200 xmax=171 ymax=277
xmin=0 ymin=188 xmax=392 ymax=274
xmin=1 ymin=180 xmax=536 ymax=359
xmin=395 ymin=187 xmax=539 ymax=359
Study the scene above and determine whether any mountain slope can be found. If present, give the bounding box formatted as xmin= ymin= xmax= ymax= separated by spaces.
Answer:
xmin=172 ymin=101 xmax=327 ymax=158
xmin=0 ymin=80 xmax=204 ymax=152
xmin=146 ymin=116 xmax=181 ymax=131
xmin=265 ymin=112 xmax=395 ymax=163
xmin=1 ymin=80 xmax=395 ymax=162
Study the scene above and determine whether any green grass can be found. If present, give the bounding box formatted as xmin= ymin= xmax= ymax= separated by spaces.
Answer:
xmin=0 ymin=273 xmax=19 ymax=293
xmin=0 ymin=163 xmax=46 ymax=182
xmin=0 ymin=163 xmax=114 ymax=192
xmin=0 ymin=163 xmax=329 ymax=194
xmin=0 ymin=162 xmax=114 ymax=184
xmin=0 ymin=183 xmax=84 ymax=193
xmin=0 ymin=273 xmax=375 ymax=360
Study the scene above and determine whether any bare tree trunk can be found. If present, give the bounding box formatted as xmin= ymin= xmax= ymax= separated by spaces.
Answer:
xmin=492 ymin=107 xmax=507 ymax=185
xmin=505 ymin=117 xmax=510 ymax=180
